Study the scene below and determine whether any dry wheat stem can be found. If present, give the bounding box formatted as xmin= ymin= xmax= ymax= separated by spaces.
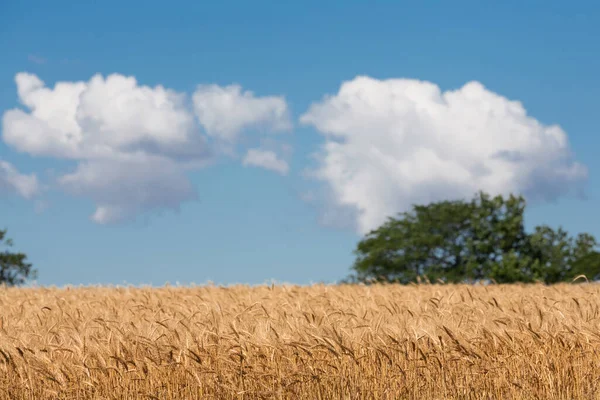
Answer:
xmin=0 ymin=283 xmax=599 ymax=399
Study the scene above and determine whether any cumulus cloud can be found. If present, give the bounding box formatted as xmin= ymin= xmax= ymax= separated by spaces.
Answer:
xmin=1 ymin=72 xmax=289 ymax=223
xmin=0 ymin=160 xmax=39 ymax=199
xmin=3 ymin=73 xmax=200 ymax=159
xmin=242 ymin=148 xmax=289 ymax=175
xmin=301 ymin=76 xmax=587 ymax=234
xmin=193 ymin=84 xmax=291 ymax=142
xmin=59 ymin=155 xmax=196 ymax=224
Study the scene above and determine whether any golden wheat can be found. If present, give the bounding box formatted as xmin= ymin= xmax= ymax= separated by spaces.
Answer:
xmin=1 ymin=283 xmax=600 ymax=399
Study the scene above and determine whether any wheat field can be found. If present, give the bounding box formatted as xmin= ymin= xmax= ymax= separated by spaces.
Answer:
xmin=1 ymin=283 xmax=600 ymax=399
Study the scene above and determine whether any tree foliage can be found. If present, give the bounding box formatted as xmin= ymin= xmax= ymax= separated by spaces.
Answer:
xmin=351 ymin=192 xmax=598 ymax=284
xmin=0 ymin=229 xmax=36 ymax=286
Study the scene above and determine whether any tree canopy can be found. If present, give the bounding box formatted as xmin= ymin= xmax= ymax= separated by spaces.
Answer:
xmin=350 ymin=192 xmax=599 ymax=284
xmin=0 ymin=229 xmax=36 ymax=286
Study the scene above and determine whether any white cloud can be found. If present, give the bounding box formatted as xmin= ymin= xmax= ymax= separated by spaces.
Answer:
xmin=193 ymin=84 xmax=291 ymax=142
xmin=0 ymin=160 xmax=39 ymax=199
xmin=3 ymin=73 xmax=87 ymax=158
xmin=59 ymin=155 xmax=196 ymax=224
xmin=301 ymin=76 xmax=587 ymax=234
xmin=2 ymin=72 xmax=290 ymax=223
xmin=3 ymin=73 xmax=201 ymax=159
xmin=242 ymin=148 xmax=289 ymax=175
xmin=2 ymin=72 xmax=204 ymax=222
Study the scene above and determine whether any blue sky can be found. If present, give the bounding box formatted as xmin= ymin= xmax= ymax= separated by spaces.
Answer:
xmin=1 ymin=1 xmax=598 ymax=286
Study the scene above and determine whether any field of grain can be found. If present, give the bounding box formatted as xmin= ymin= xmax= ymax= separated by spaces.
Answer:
xmin=1 ymin=283 xmax=600 ymax=399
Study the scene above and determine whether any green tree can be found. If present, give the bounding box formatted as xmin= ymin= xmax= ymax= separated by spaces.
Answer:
xmin=350 ymin=192 xmax=597 ymax=284
xmin=0 ymin=229 xmax=36 ymax=286
xmin=528 ymin=227 xmax=599 ymax=283
xmin=352 ymin=198 xmax=474 ymax=283
xmin=352 ymin=192 xmax=533 ymax=283
xmin=570 ymin=251 xmax=600 ymax=281
xmin=462 ymin=192 xmax=533 ymax=283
